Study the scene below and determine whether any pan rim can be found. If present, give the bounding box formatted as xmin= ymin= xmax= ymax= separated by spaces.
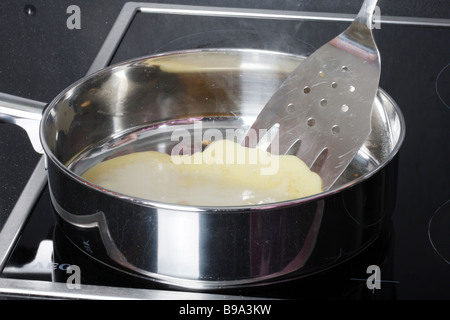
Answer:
xmin=40 ymin=48 xmax=406 ymax=212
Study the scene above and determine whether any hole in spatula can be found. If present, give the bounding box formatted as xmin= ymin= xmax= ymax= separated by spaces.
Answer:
xmin=310 ymin=148 xmax=329 ymax=175
xmin=331 ymin=125 xmax=340 ymax=135
xmin=285 ymin=139 xmax=302 ymax=156
xmin=286 ymin=103 xmax=296 ymax=113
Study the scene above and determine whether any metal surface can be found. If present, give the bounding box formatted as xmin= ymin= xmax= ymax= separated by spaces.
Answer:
xmin=246 ymin=0 xmax=380 ymax=191
xmin=0 ymin=278 xmax=253 ymax=300
xmin=34 ymin=49 xmax=404 ymax=289
xmin=0 ymin=159 xmax=248 ymax=300
xmin=0 ymin=157 xmax=47 ymax=270
xmin=0 ymin=93 xmax=46 ymax=153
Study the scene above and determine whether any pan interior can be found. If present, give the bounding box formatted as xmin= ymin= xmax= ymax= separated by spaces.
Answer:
xmin=67 ymin=112 xmax=383 ymax=198
xmin=43 ymin=49 xmax=403 ymax=204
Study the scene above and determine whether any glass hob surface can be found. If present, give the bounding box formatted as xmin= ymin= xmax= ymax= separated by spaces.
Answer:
xmin=0 ymin=3 xmax=449 ymax=300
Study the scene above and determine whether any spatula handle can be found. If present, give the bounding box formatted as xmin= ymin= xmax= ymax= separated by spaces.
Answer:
xmin=354 ymin=0 xmax=379 ymax=29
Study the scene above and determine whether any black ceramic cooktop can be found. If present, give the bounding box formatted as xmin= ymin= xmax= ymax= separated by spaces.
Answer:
xmin=0 ymin=2 xmax=449 ymax=300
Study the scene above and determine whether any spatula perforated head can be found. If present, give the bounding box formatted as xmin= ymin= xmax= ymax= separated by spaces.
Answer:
xmin=243 ymin=0 xmax=381 ymax=191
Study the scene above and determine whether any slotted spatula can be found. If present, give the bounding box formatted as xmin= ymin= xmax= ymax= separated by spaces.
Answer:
xmin=243 ymin=0 xmax=380 ymax=191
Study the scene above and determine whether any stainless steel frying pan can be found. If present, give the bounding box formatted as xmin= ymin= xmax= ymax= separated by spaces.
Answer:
xmin=0 ymin=49 xmax=405 ymax=289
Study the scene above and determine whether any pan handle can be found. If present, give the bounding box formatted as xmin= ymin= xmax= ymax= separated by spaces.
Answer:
xmin=0 ymin=92 xmax=47 ymax=154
